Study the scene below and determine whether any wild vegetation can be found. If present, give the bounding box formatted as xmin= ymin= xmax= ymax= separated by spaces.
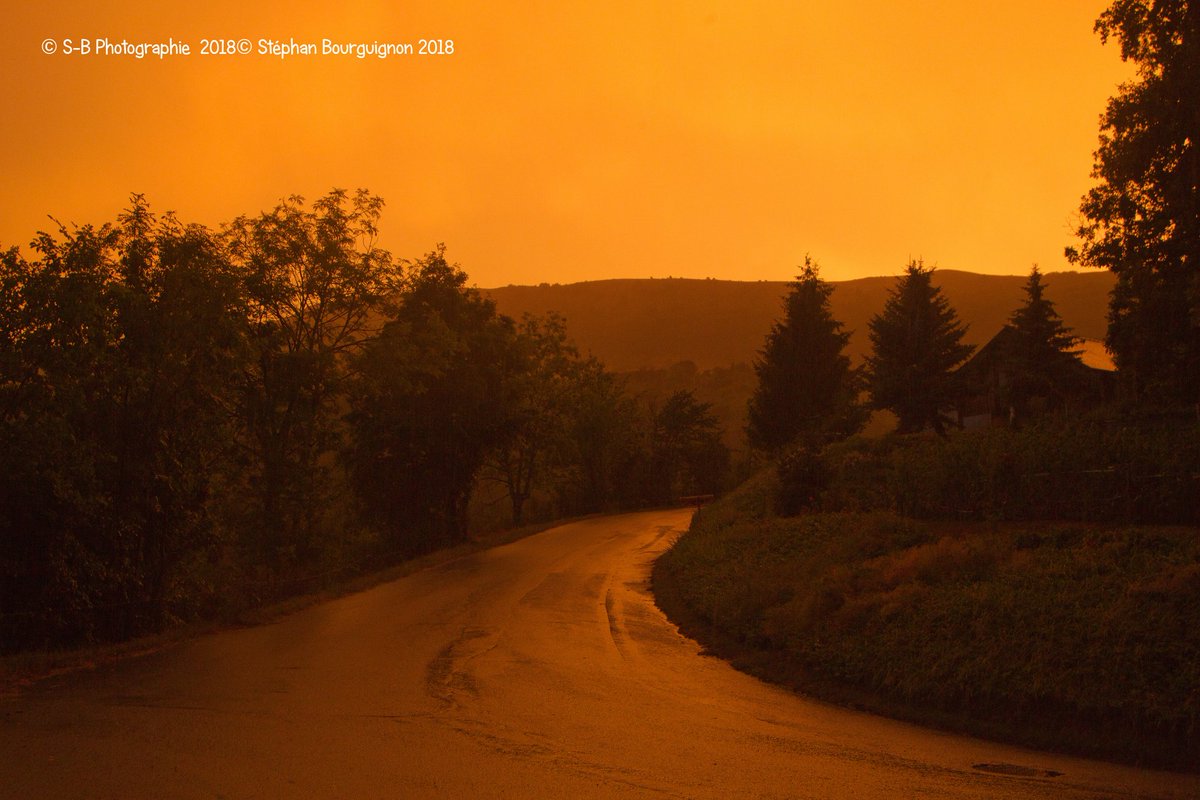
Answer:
xmin=997 ymin=267 xmax=1087 ymax=423
xmin=0 ymin=192 xmax=731 ymax=653
xmin=653 ymin=467 xmax=1200 ymax=768
xmin=486 ymin=272 xmax=1113 ymax=456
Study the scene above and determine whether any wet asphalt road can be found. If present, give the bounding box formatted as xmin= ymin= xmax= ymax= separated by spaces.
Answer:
xmin=1 ymin=509 xmax=1197 ymax=798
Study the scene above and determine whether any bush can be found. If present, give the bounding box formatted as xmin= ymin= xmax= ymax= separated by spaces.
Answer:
xmin=815 ymin=420 xmax=1200 ymax=525
xmin=775 ymin=444 xmax=831 ymax=516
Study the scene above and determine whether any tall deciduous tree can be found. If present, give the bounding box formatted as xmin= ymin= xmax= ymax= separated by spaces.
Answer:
xmin=482 ymin=313 xmax=584 ymax=527
xmin=649 ymin=390 xmax=729 ymax=502
xmin=556 ymin=358 xmax=636 ymax=514
xmin=1067 ymin=0 xmax=1200 ymax=404
xmin=866 ymin=261 xmax=973 ymax=435
xmin=1003 ymin=266 xmax=1083 ymax=421
xmin=225 ymin=189 xmax=398 ymax=562
xmin=746 ymin=257 xmax=863 ymax=452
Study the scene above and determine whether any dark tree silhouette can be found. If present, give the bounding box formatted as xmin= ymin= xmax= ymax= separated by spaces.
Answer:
xmin=866 ymin=260 xmax=973 ymax=435
xmin=556 ymin=358 xmax=637 ymax=514
xmin=0 ymin=198 xmax=246 ymax=645
xmin=746 ymin=257 xmax=863 ymax=452
xmin=1002 ymin=266 xmax=1083 ymax=421
xmin=0 ymin=189 xmax=739 ymax=652
xmin=649 ymin=390 xmax=729 ymax=502
xmin=1067 ymin=0 xmax=1200 ymax=404
xmin=482 ymin=313 xmax=587 ymax=526
xmin=225 ymin=190 xmax=399 ymax=562
xmin=348 ymin=245 xmax=521 ymax=551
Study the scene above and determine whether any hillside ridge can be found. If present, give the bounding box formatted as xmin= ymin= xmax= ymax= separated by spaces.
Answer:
xmin=483 ymin=270 xmax=1116 ymax=371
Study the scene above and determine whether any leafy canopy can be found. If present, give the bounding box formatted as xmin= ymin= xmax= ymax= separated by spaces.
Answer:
xmin=1067 ymin=0 xmax=1200 ymax=404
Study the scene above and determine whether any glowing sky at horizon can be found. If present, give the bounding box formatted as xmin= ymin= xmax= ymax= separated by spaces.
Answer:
xmin=1 ymin=2 xmax=1130 ymax=285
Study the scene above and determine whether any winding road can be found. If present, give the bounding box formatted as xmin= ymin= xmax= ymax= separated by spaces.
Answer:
xmin=1 ymin=509 xmax=1195 ymax=798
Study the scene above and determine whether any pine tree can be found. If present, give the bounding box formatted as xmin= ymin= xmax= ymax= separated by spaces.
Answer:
xmin=866 ymin=260 xmax=973 ymax=434
xmin=746 ymin=257 xmax=863 ymax=452
xmin=1003 ymin=266 xmax=1083 ymax=421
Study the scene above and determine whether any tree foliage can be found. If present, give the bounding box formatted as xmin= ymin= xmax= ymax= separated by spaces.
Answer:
xmin=0 ymin=199 xmax=246 ymax=645
xmin=225 ymin=190 xmax=399 ymax=561
xmin=0 ymin=192 xmax=730 ymax=651
xmin=347 ymin=246 xmax=521 ymax=551
xmin=1068 ymin=0 xmax=1200 ymax=404
xmin=481 ymin=313 xmax=586 ymax=526
xmin=1002 ymin=267 xmax=1084 ymax=422
xmin=746 ymin=257 xmax=864 ymax=452
xmin=866 ymin=261 xmax=974 ymax=435
xmin=554 ymin=359 xmax=639 ymax=514
xmin=648 ymin=390 xmax=730 ymax=502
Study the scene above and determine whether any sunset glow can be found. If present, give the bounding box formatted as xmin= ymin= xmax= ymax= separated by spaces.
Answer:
xmin=3 ymin=2 xmax=1129 ymax=284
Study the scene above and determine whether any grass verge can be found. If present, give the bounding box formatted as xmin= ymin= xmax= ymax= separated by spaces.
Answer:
xmin=652 ymin=470 xmax=1200 ymax=771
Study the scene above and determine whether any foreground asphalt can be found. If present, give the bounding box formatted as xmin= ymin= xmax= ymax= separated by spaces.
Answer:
xmin=1 ymin=509 xmax=1196 ymax=799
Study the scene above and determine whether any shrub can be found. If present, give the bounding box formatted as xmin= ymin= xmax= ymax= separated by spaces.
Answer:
xmin=775 ymin=444 xmax=831 ymax=516
xmin=817 ymin=420 xmax=1200 ymax=525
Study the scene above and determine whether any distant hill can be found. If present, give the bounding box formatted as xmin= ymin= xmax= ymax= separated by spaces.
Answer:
xmin=484 ymin=270 xmax=1116 ymax=371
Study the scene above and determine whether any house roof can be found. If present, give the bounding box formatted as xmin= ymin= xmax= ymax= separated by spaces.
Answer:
xmin=955 ymin=327 xmax=1117 ymax=376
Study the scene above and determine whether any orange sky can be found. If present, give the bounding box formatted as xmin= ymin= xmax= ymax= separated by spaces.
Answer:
xmin=2 ymin=2 xmax=1130 ymax=286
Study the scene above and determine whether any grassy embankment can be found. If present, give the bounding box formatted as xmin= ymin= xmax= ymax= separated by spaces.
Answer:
xmin=653 ymin=426 xmax=1200 ymax=770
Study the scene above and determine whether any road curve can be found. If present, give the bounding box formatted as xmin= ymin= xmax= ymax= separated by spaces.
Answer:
xmin=1 ymin=509 xmax=1195 ymax=799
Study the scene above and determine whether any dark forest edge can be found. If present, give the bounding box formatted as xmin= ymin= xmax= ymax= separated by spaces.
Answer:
xmin=0 ymin=191 xmax=731 ymax=654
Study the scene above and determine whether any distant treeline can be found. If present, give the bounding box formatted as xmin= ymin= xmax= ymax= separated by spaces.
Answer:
xmin=0 ymin=190 xmax=729 ymax=651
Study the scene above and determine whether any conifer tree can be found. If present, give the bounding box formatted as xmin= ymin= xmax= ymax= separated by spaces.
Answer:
xmin=746 ymin=257 xmax=863 ymax=452
xmin=866 ymin=260 xmax=973 ymax=434
xmin=1003 ymin=266 xmax=1083 ymax=421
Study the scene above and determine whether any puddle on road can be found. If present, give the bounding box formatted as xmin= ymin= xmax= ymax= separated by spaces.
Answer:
xmin=972 ymin=762 xmax=1063 ymax=778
